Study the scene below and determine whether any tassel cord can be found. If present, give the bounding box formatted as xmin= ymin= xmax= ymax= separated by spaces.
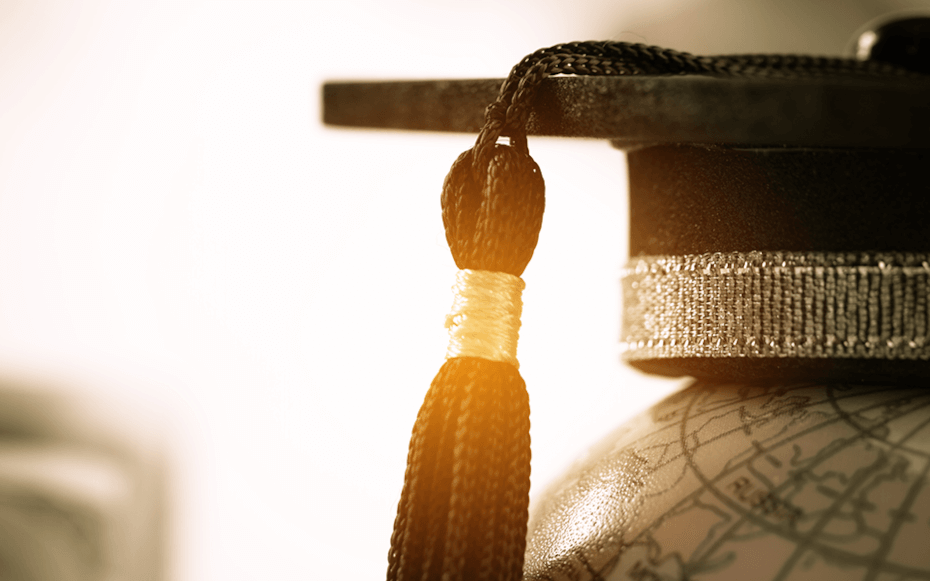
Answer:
xmin=473 ymin=41 xmax=919 ymax=164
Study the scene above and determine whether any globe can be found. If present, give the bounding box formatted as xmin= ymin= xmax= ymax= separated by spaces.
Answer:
xmin=524 ymin=381 xmax=930 ymax=581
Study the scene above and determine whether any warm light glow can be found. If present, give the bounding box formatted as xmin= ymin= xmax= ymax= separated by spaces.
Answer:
xmin=0 ymin=1 xmax=727 ymax=579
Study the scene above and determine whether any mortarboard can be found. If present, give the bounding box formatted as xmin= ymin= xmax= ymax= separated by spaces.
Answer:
xmin=323 ymin=17 xmax=930 ymax=581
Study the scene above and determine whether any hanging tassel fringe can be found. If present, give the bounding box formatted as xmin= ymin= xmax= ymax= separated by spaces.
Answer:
xmin=388 ymin=358 xmax=530 ymax=581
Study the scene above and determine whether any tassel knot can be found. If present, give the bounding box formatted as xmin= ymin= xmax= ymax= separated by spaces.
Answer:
xmin=441 ymin=143 xmax=545 ymax=276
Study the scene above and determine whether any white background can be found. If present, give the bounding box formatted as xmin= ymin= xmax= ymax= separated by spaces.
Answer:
xmin=1 ymin=0 xmax=926 ymax=579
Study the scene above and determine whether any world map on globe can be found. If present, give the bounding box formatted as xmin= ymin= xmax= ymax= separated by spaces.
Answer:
xmin=524 ymin=381 xmax=930 ymax=581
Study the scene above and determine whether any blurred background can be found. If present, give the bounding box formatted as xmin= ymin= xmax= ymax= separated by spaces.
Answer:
xmin=1 ymin=0 xmax=928 ymax=579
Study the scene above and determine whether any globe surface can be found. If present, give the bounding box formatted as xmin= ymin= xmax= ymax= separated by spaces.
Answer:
xmin=524 ymin=381 xmax=930 ymax=581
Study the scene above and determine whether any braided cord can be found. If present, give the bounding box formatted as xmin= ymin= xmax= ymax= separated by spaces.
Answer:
xmin=474 ymin=41 xmax=914 ymax=163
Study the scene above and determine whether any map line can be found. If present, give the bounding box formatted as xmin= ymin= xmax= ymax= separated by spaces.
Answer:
xmin=670 ymin=386 xmax=930 ymax=580
xmin=863 ymin=459 xmax=930 ymax=581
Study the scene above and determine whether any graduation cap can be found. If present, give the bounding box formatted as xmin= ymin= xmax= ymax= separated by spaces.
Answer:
xmin=323 ymin=17 xmax=930 ymax=581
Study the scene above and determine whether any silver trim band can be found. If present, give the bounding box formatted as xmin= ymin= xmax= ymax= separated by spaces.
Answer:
xmin=621 ymin=252 xmax=930 ymax=360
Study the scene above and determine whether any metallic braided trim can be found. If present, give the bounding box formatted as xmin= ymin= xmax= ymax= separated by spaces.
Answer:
xmin=621 ymin=252 xmax=930 ymax=360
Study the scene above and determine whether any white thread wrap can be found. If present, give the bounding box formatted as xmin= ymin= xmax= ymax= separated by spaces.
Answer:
xmin=445 ymin=269 xmax=525 ymax=368
xmin=621 ymin=251 xmax=930 ymax=360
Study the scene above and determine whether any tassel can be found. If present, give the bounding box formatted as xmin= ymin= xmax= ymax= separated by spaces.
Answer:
xmin=387 ymin=140 xmax=545 ymax=581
